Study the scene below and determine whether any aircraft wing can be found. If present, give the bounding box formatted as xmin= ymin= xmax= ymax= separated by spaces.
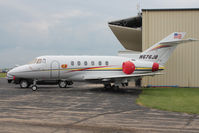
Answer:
xmin=84 ymin=72 xmax=163 ymax=80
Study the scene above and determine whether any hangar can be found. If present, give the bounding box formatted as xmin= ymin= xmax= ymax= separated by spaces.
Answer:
xmin=109 ymin=8 xmax=199 ymax=87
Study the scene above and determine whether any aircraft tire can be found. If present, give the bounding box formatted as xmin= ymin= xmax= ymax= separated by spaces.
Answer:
xmin=32 ymin=85 xmax=37 ymax=91
xmin=104 ymin=84 xmax=111 ymax=88
xmin=59 ymin=81 xmax=67 ymax=88
xmin=20 ymin=80 xmax=29 ymax=88
xmin=104 ymin=84 xmax=112 ymax=91
xmin=68 ymin=81 xmax=73 ymax=85
xmin=112 ymin=85 xmax=120 ymax=91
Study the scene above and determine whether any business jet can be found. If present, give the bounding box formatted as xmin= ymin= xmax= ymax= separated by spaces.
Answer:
xmin=7 ymin=32 xmax=197 ymax=91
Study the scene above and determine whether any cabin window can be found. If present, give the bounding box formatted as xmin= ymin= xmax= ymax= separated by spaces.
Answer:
xmin=77 ymin=61 xmax=81 ymax=66
xmin=105 ymin=61 xmax=109 ymax=66
xmin=36 ymin=59 xmax=42 ymax=64
xmin=98 ymin=61 xmax=102 ymax=66
xmin=84 ymin=61 xmax=88 ymax=66
xmin=71 ymin=61 xmax=74 ymax=66
xmin=91 ymin=61 xmax=95 ymax=66
xmin=42 ymin=59 xmax=46 ymax=63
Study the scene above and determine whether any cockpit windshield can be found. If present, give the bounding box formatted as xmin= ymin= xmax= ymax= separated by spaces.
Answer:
xmin=29 ymin=58 xmax=46 ymax=64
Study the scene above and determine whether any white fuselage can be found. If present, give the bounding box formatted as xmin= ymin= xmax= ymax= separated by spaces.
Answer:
xmin=7 ymin=55 xmax=163 ymax=82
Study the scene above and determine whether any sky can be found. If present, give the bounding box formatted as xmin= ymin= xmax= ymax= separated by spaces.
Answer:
xmin=0 ymin=0 xmax=199 ymax=68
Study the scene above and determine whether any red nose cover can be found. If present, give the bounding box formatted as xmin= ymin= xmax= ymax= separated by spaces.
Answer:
xmin=122 ymin=61 xmax=135 ymax=74
xmin=152 ymin=62 xmax=159 ymax=72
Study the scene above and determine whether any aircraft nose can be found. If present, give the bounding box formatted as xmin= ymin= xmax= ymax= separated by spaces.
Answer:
xmin=7 ymin=65 xmax=29 ymax=78
xmin=7 ymin=69 xmax=14 ymax=76
xmin=7 ymin=66 xmax=21 ymax=79
xmin=7 ymin=67 xmax=18 ymax=76
xmin=7 ymin=70 xmax=13 ymax=79
xmin=7 ymin=68 xmax=16 ymax=80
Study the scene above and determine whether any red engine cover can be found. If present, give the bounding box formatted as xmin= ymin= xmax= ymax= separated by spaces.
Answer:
xmin=152 ymin=62 xmax=159 ymax=72
xmin=122 ymin=61 xmax=135 ymax=75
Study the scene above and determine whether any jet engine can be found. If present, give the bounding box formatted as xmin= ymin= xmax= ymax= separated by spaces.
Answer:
xmin=122 ymin=61 xmax=135 ymax=74
xmin=152 ymin=62 xmax=159 ymax=72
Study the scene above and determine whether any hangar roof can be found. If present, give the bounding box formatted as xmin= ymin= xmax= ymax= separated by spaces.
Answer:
xmin=108 ymin=15 xmax=142 ymax=52
xmin=142 ymin=8 xmax=199 ymax=11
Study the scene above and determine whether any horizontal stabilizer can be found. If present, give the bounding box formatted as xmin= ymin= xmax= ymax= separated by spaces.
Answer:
xmin=160 ymin=38 xmax=198 ymax=45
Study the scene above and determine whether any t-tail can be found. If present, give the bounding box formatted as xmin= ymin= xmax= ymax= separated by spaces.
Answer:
xmin=139 ymin=32 xmax=197 ymax=65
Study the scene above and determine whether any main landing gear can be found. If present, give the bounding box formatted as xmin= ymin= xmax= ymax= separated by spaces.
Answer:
xmin=104 ymin=83 xmax=120 ymax=91
xmin=58 ymin=80 xmax=73 ymax=88
xmin=59 ymin=80 xmax=67 ymax=88
xmin=104 ymin=81 xmax=129 ymax=91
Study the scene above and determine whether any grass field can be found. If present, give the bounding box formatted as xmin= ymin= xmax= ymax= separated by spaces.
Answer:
xmin=137 ymin=87 xmax=199 ymax=114
xmin=0 ymin=73 xmax=6 ymax=78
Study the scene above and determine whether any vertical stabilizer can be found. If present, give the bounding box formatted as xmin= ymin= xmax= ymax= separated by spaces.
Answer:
xmin=139 ymin=32 xmax=188 ymax=65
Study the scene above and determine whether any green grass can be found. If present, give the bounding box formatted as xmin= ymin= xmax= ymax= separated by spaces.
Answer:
xmin=137 ymin=87 xmax=199 ymax=114
xmin=0 ymin=73 xmax=6 ymax=78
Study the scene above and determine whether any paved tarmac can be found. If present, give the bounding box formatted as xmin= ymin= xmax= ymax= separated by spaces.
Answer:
xmin=0 ymin=78 xmax=199 ymax=133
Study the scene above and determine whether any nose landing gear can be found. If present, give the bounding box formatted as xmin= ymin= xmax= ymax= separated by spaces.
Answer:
xmin=32 ymin=80 xmax=38 ymax=91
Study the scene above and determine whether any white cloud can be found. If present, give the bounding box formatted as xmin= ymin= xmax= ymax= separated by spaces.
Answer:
xmin=52 ymin=10 xmax=92 ymax=20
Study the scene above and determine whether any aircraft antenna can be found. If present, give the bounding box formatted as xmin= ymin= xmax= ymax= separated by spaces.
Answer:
xmin=137 ymin=1 xmax=141 ymax=16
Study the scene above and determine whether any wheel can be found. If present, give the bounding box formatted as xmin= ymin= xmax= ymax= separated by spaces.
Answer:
xmin=68 ymin=81 xmax=73 ymax=85
xmin=32 ymin=85 xmax=37 ymax=91
xmin=112 ymin=85 xmax=120 ymax=91
xmin=122 ymin=82 xmax=128 ymax=87
xmin=20 ymin=80 xmax=29 ymax=88
xmin=59 ymin=81 xmax=67 ymax=88
xmin=104 ymin=84 xmax=112 ymax=91
xmin=104 ymin=84 xmax=111 ymax=89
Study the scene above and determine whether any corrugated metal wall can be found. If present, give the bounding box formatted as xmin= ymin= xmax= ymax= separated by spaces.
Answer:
xmin=142 ymin=9 xmax=199 ymax=87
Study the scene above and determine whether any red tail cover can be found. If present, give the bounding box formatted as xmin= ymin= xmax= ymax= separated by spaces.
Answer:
xmin=122 ymin=61 xmax=135 ymax=74
xmin=152 ymin=62 xmax=159 ymax=72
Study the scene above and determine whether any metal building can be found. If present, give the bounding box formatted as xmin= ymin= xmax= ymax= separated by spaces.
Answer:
xmin=109 ymin=8 xmax=199 ymax=87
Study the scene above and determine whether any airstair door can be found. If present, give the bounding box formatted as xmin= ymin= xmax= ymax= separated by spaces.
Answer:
xmin=50 ymin=61 xmax=60 ymax=79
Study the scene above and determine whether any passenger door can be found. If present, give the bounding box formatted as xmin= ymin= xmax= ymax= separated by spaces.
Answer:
xmin=50 ymin=61 xmax=60 ymax=79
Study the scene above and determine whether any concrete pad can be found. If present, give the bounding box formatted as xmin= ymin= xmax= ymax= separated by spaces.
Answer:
xmin=0 ymin=78 xmax=198 ymax=133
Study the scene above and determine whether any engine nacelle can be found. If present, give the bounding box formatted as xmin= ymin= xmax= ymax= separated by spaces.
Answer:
xmin=122 ymin=61 xmax=135 ymax=75
xmin=152 ymin=62 xmax=159 ymax=72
